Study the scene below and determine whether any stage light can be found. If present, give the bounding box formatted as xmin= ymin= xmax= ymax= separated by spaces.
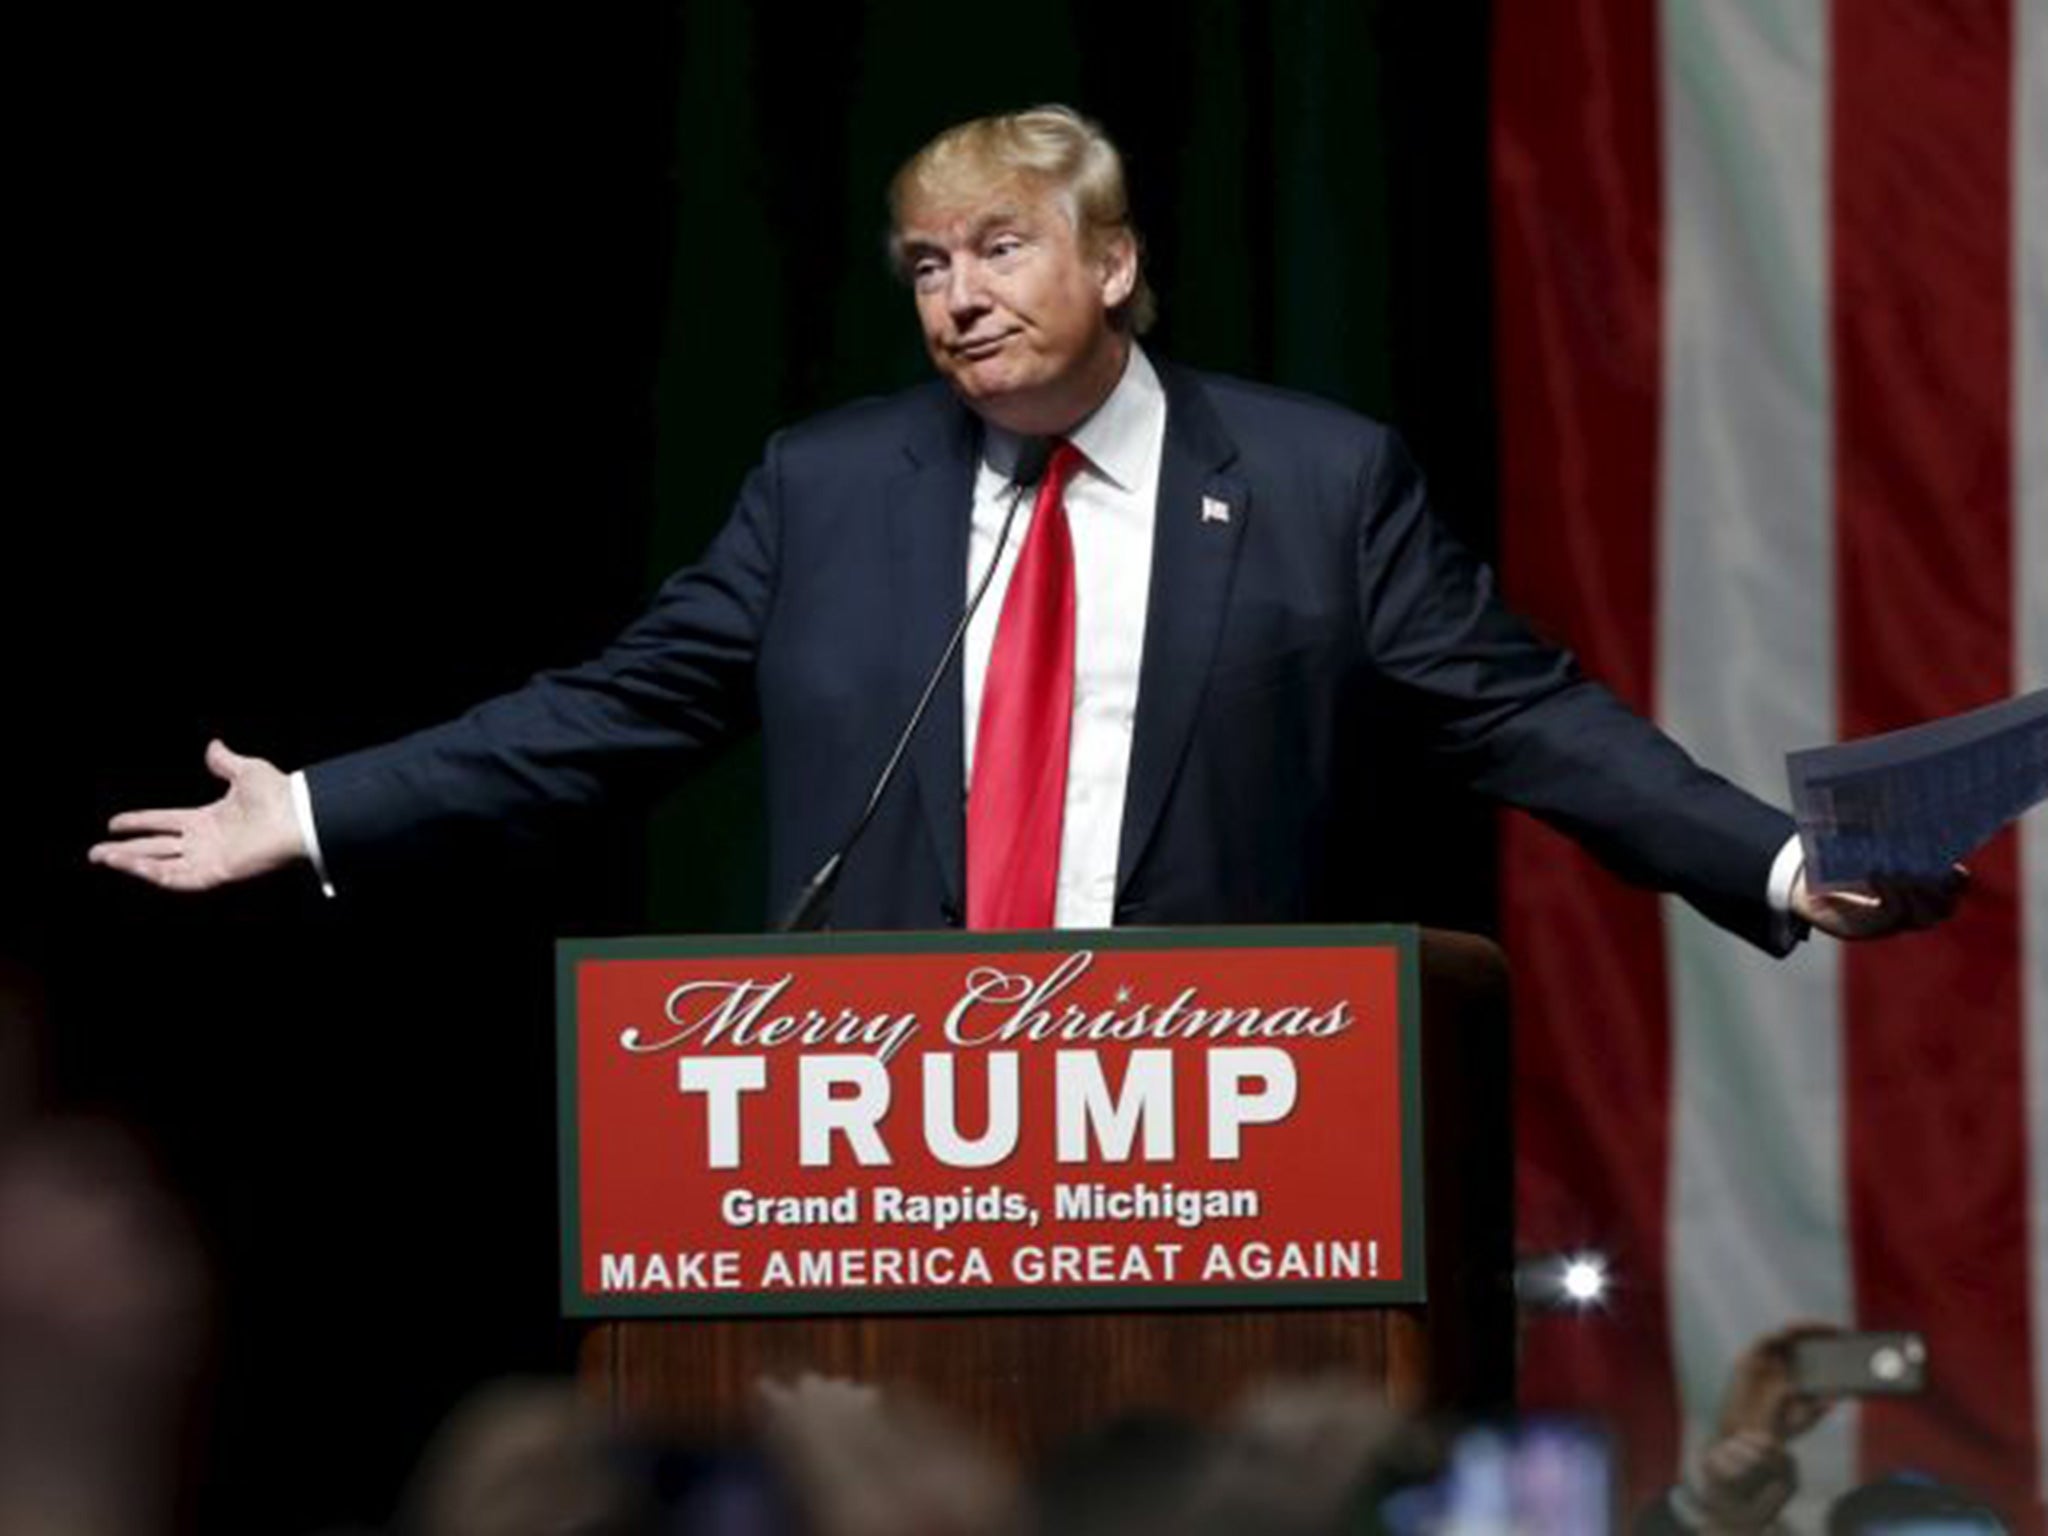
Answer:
xmin=1515 ymin=1250 xmax=1614 ymax=1312
xmin=1559 ymin=1255 xmax=1607 ymax=1305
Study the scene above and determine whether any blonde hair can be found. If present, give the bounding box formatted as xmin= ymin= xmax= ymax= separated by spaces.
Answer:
xmin=888 ymin=104 xmax=1157 ymax=335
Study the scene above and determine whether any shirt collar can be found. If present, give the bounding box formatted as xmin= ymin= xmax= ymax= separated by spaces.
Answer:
xmin=979 ymin=343 xmax=1164 ymax=492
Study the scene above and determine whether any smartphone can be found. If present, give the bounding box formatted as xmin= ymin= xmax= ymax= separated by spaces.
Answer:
xmin=1791 ymin=1331 xmax=1927 ymax=1396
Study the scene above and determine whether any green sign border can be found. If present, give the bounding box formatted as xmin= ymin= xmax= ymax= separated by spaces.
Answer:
xmin=557 ymin=925 xmax=1425 ymax=1318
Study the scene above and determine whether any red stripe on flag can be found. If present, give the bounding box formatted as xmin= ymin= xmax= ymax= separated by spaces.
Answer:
xmin=1491 ymin=0 xmax=1679 ymax=1507
xmin=1832 ymin=0 xmax=2038 ymax=1521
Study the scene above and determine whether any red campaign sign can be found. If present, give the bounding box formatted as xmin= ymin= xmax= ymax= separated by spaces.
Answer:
xmin=558 ymin=928 xmax=1423 ymax=1316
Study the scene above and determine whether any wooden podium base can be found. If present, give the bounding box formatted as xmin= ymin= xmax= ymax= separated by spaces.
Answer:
xmin=579 ymin=931 xmax=1512 ymax=1455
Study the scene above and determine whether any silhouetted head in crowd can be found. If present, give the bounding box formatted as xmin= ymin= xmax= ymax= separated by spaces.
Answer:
xmin=1827 ymin=1472 xmax=2008 ymax=1534
xmin=1028 ymin=1411 xmax=1210 ymax=1536
xmin=397 ymin=1378 xmax=655 ymax=1536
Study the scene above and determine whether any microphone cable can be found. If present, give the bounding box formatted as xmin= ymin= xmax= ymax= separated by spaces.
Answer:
xmin=774 ymin=438 xmax=1054 ymax=932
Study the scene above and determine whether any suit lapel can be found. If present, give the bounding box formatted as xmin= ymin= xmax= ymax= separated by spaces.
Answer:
xmin=1118 ymin=364 xmax=1246 ymax=894
xmin=888 ymin=394 xmax=980 ymax=912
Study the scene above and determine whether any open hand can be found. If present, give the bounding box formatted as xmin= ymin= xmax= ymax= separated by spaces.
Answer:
xmin=87 ymin=739 xmax=303 ymax=892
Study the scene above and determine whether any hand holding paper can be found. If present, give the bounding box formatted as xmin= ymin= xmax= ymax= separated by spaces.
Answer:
xmin=1789 ymin=865 xmax=1968 ymax=940
xmin=1785 ymin=690 xmax=2046 ymax=939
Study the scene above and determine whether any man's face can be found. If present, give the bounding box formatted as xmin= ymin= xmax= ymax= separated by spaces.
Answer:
xmin=898 ymin=180 xmax=1136 ymax=437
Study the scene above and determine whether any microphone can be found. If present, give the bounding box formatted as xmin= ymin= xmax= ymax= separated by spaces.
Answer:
xmin=775 ymin=439 xmax=1053 ymax=932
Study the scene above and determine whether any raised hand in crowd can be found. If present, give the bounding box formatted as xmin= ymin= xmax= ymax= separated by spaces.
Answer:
xmin=397 ymin=1378 xmax=652 ymax=1536
xmin=755 ymin=1373 xmax=1021 ymax=1536
xmin=1182 ymin=1377 xmax=1401 ymax=1536
xmin=1713 ymin=1321 xmax=1842 ymax=1445
xmin=1651 ymin=1321 xmax=1845 ymax=1535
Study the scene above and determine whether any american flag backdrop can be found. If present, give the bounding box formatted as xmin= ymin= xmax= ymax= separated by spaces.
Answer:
xmin=1490 ymin=0 xmax=2046 ymax=1527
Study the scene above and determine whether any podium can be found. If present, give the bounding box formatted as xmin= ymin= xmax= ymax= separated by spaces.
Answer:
xmin=571 ymin=929 xmax=1512 ymax=1456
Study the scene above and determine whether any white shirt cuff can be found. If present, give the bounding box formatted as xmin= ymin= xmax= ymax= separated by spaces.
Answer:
xmin=289 ymin=770 xmax=336 ymax=899
xmin=1765 ymin=831 xmax=1808 ymax=950
xmin=1767 ymin=832 xmax=1805 ymax=913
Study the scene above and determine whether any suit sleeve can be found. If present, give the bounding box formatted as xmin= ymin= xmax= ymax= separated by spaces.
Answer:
xmin=301 ymin=439 xmax=784 ymax=885
xmin=1354 ymin=428 xmax=1798 ymax=955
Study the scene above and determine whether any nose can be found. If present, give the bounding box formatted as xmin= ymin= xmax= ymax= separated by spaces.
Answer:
xmin=944 ymin=256 xmax=990 ymax=324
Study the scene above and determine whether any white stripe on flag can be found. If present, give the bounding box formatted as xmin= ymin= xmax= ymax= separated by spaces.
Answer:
xmin=2020 ymin=0 xmax=2048 ymax=1513
xmin=1656 ymin=0 xmax=1856 ymax=1519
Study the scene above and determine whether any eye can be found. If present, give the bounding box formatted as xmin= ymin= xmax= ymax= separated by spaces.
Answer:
xmin=986 ymin=233 xmax=1026 ymax=261
xmin=910 ymin=254 xmax=946 ymax=289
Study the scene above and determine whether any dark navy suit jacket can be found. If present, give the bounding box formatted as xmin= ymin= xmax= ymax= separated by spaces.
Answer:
xmin=306 ymin=360 xmax=1795 ymax=952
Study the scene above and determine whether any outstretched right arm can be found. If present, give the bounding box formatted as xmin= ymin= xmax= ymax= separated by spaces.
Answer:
xmin=89 ymin=446 xmax=784 ymax=895
xmin=88 ymin=739 xmax=304 ymax=892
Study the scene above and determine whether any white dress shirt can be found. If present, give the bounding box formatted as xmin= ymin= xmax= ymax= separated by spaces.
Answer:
xmin=962 ymin=345 xmax=1166 ymax=930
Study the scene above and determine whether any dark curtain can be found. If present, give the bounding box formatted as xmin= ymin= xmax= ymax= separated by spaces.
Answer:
xmin=23 ymin=3 xmax=1493 ymax=1529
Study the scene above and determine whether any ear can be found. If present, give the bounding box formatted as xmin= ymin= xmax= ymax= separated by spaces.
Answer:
xmin=1097 ymin=230 xmax=1138 ymax=309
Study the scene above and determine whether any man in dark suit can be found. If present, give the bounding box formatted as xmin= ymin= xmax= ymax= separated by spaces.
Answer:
xmin=87 ymin=105 xmax=1947 ymax=946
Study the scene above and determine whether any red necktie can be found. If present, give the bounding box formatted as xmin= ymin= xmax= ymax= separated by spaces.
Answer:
xmin=967 ymin=441 xmax=1085 ymax=929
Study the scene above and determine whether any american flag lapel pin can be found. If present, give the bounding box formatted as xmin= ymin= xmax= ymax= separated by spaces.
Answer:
xmin=1200 ymin=495 xmax=1231 ymax=526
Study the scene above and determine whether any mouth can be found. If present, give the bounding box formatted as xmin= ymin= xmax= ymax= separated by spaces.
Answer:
xmin=949 ymin=331 xmax=1017 ymax=361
